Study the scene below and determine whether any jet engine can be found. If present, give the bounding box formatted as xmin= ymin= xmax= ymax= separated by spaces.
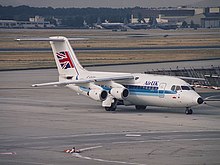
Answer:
xmin=87 ymin=90 xmax=108 ymax=101
xmin=110 ymin=88 xmax=129 ymax=100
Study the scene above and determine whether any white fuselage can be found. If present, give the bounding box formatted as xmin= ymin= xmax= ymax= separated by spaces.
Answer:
xmin=67 ymin=71 xmax=202 ymax=108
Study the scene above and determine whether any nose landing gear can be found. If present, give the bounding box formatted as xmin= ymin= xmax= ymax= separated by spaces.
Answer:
xmin=185 ymin=107 xmax=193 ymax=115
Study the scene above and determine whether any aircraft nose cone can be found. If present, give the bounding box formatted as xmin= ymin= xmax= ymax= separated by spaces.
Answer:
xmin=197 ymin=97 xmax=204 ymax=104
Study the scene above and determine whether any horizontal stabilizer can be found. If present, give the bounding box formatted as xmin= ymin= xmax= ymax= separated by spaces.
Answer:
xmin=16 ymin=37 xmax=88 ymax=42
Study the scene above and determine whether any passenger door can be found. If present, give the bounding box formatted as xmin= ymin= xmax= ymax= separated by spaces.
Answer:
xmin=158 ymin=83 xmax=166 ymax=98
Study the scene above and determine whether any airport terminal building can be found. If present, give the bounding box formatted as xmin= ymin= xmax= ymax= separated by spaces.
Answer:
xmin=0 ymin=16 xmax=55 ymax=29
xmin=131 ymin=7 xmax=220 ymax=28
xmin=185 ymin=8 xmax=220 ymax=28
xmin=131 ymin=8 xmax=195 ymax=24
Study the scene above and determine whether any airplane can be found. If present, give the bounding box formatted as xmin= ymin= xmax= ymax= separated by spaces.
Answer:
xmin=127 ymin=23 xmax=150 ymax=30
xmin=147 ymin=16 xmax=178 ymax=30
xmin=17 ymin=36 xmax=204 ymax=114
xmin=101 ymin=21 xmax=125 ymax=30
xmin=94 ymin=19 xmax=127 ymax=30
xmin=157 ymin=24 xmax=178 ymax=30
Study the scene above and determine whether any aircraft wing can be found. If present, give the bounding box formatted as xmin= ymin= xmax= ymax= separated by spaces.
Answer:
xmin=93 ymin=75 xmax=134 ymax=82
xmin=32 ymin=79 xmax=90 ymax=87
xmin=32 ymin=75 xmax=134 ymax=87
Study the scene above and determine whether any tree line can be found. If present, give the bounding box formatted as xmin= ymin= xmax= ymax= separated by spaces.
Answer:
xmin=0 ymin=5 xmax=133 ymax=28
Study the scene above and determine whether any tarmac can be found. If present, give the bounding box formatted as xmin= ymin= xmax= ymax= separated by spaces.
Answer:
xmin=0 ymin=63 xmax=220 ymax=165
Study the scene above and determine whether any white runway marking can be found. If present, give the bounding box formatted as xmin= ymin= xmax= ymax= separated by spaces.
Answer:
xmin=125 ymin=134 xmax=141 ymax=137
xmin=0 ymin=152 xmax=16 ymax=155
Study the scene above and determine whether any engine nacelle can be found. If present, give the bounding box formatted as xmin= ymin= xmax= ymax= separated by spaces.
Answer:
xmin=110 ymin=88 xmax=129 ymax=100
xmin=87 ymin=90 xmax=108 ymax=101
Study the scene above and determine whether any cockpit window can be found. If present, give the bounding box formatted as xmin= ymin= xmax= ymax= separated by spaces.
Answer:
xmin=171 ymin=85 xmax=192 ymax=91
xmin=181 ymin=86 xmax=190 ymax=90
xmin=176 ymin=86 xmax=181 ymax=91
xmin=171 ymin=85 xmax=175 ymax=91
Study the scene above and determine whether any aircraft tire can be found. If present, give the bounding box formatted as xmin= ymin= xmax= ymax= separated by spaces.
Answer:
xmin=189 ymin=109 xmax=193 ymax=114
xmin=135 ymin=105 xmax=147 ymax=110
xmin=105 ymin=106 xmax=116 ymax=111
xmin=185 ymin=108 xmax=193 ymax=115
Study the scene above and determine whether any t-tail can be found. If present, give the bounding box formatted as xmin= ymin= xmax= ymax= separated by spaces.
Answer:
xmin=49 ymin=36 xmax=88 ymax=81
xmin=16 ymin=36 xmax=88 ymax=81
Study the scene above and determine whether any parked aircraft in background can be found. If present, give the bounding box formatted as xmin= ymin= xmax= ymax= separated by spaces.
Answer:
xmin=101 ymin=20 xmax=126 ymax=29
xmin=157 ymin=24 xmax=178 ymax=30
xmin=17 ymin=36 xmax=204 ymax=114
xmin=94 ymin=17 xmax=178 ymax=30
xmin=147 ymin=17 xmax=178 ymax=30
xmin=127 ymin=23 xmax=150 ymax=30
xmin=93 ymin=19 xmax=126 ymax=30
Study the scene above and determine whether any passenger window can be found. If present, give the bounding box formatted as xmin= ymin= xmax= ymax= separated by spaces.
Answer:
xmin=181 ymin=86 xmax=190 ymax=90
xmin=171 ymin=85 xmax=175 ymax=91
xmin=176 ymin=86 xmax=181 ymax=91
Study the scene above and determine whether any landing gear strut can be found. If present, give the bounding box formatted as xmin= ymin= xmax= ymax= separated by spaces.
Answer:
xmin=105 ymin=98 xmax=117 ymax=111
xmin=185 ymin=107 xmax=193 ymax=115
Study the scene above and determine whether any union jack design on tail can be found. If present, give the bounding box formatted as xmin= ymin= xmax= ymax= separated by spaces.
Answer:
xmin=56 ymin=51 xmax=74 ymax=69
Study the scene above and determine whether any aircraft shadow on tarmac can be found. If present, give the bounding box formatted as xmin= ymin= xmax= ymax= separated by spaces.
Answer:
xmin=106 ymin=104 xmax=220 ymax=115
xmin=107 ymin=106 xmax=190 ymax=114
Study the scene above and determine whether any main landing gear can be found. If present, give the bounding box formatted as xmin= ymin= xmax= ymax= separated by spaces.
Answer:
xmin=185 ymin=107 xmax=193 ymax=115
xmin=105 ymin=98 xmax=117 ymax=111
xmin=135 ymin=105 xmax=147 ymax=110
